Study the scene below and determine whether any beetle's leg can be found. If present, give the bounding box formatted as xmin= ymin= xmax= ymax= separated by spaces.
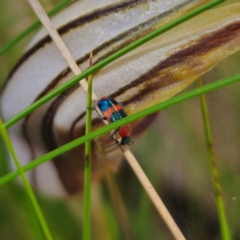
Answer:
xmin=105 ymin=133 xmax=121 ymax=146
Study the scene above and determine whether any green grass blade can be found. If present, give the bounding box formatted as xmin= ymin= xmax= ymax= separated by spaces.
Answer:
xmin=197 ymin=78 xmax=231 ymax=240
xmin=0 ymin=0 xmax=71 ymax=56
xmin=1 ymin=73 xmax=239 ymax=186
xmin=3 ymin=0 xmax=223 ymax=129
xmin=83 ymin=66 xmax=93 ymax=240
xmin=0 ymin=118 xmax=53 ymax=240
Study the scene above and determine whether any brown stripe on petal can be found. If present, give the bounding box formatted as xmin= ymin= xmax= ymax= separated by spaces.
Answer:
xmin=36 ymin=68 xmax=71 ymax=101
xmin=23 ymin=0 xmax=205 ymax=116
xmin=111 ymin=21 xmax=240 ymax=108
xmin=23 ymin=68 xmax=73 ymax=136
xmin=41 ymin=84 xmax=79 ymax=152
xmin=21 ymin=72 xmax=78 ymax=181
xmin=60 ymin=0 xmax=149 ymax=31
xmin=44 ymin=112 xmax=109 ymax=194
xmin=91 ymin=0 xmax=204 ymax=65
xmin=4 ymin=0 xmax=205 ymax=89
xmin=69 ymin=112 xmax=86 ymax=139
xmin=5 ymin=0 xmax=149 ymax=83
xmin=40 ymin=84 xmax=85 ymax=193
xmin=40 ymin=84 xmax=112 ymax=194
xmin=23 ymin=85 xmax=80 ymax=189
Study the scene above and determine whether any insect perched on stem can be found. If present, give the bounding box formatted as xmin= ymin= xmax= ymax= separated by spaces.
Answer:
xmin=97 ymin=97 xmax=132 ymax=146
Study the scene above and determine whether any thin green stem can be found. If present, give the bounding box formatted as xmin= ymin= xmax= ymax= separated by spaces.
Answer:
xmin=0 ymin=118 xmax=53 ymax=240
xmin=1 ymin=73 xmax=239 ymax=186
xmin=197 ymin=78 xmax=231 ymax=240
xmin=83 ymin=67 xmax=93 ymax=240
xmin=3 ymin=0 xmax=223 ymax=129
xmin=0 ymin=0 xmax=71 ymax=55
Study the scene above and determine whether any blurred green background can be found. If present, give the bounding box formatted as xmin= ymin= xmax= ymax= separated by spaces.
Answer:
xmin=1 ymin=0 xmax=240 ymax=239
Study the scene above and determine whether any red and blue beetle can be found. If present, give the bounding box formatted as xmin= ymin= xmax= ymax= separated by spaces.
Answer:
xmin=97 ymin=97 xmax=132 ymax=146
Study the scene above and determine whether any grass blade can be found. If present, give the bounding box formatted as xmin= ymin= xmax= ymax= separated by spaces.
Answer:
xmin=83 ymin=56 xmax=93 ymax=240
xmin=197 ymin=78 xmax=231 ymax=240
xmin=0 ymin=118 xmax=53 ymax=240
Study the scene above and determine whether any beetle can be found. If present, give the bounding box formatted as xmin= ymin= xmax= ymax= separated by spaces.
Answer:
xmin=97 ymin=97 xmax=132 ymax=146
